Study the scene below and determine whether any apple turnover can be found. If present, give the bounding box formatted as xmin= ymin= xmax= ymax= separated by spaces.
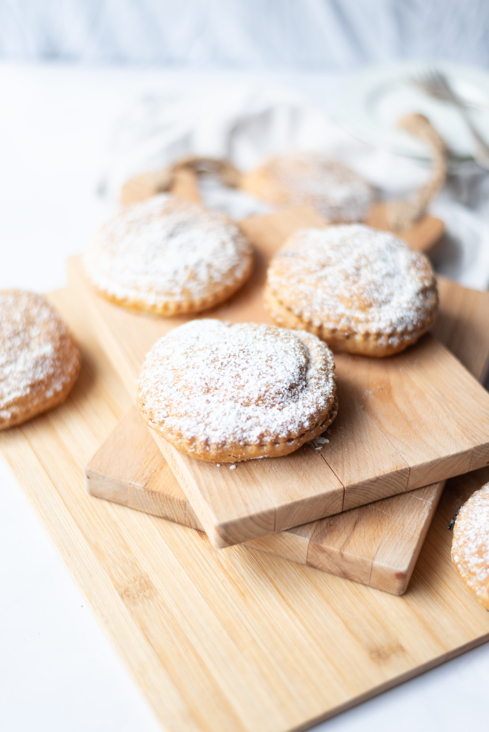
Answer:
xmin=0 ymin=290 xmax=81 ymax=429
xmin=84 ymin=194 xmax=253 ymax=316
xmin=137 ymin=319 xmax=337 ymax=462
xmin=452 ymin=484 xmax=489 ymax=610
xmin=264 ymin=224 xmax=438 ymax=357
xmin=241 ymin=152 xmax=375 ymax=222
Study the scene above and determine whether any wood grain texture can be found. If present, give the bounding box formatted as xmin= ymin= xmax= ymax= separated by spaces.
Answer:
xmin=86 ymin=276 xmax=489 ymax=594
xmin=2 ymin=287 xmax=489 ymax=732
xmin=433 ymin=276 xmax=489 ymax=385
xmin=86 ymin=405 xmax=440 ymax=594
xmin=68 ymin=207 xmax=489 ymax=548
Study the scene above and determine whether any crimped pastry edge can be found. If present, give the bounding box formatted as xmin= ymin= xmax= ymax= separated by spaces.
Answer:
xmin=140 ymin=392 xmax=338 ymax=463
xmin=86 ymin=250 xmax=253 ymax=316
xmin=263 ymin=286 xmax=438 ymax=357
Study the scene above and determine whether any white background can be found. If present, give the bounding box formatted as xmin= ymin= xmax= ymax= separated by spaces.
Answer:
xmin=0 ymin=62 xmax=488 ymax=732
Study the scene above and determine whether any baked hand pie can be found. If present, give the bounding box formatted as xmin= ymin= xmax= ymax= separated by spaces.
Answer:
xmin=452 ymin=484 xmax=489 ymax=610
xmin=241 ymin=152 xmax=375 ymax=223
xmin=84 ymin=194 xmax=253 ymax=316
xmin=264 ymin=224 xmax=438 ymax=357
xmin=137 ymin=319 xmax=337 ymax=462
xmin=0 ymin=290 xmax=81 ymax=429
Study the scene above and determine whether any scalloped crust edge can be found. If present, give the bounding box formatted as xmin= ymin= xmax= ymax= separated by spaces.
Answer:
xmin=139 ymin=393 xmax=338 ymax=463
xmin=263 ymin=286 xmax=438 ymax=357
xmin=85 ymin=252 xmax=253 ymax=317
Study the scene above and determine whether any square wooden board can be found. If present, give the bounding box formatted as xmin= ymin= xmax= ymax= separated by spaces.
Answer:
xmin=1 ymin=287 xmax=489 ymax=732
xmin=67 ymin=207 xmax=489 ymax=548
xmin=85 ymin=275 xmax=489 ymax=594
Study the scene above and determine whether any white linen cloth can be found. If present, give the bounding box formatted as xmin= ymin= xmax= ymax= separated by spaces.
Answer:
xmin=105 ymin=80 xmax=489 ymax=290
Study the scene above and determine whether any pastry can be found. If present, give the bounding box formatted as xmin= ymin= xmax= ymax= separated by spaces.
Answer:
xmin=264 ymin=224 xmax=438 ymax=357
xmin=452 ymin=484 xmax=489 ymax=610
xmin=0 ymin=290 xmax=81 ymax=429
xmin=84 ymin=194 xmax=253 ymax=316
xmin=241 ymin=152 xmax=375 ymax=222
xmin=137 ymin=319 xmax=337 ymax=462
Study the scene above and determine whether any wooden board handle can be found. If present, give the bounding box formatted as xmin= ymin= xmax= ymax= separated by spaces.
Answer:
xmin=170 ymin=169 xmax=201 ymax=203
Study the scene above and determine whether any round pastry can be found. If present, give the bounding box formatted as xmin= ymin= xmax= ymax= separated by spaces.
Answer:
xmin=0 ymin=290 xmax=81 ymax=429
xmin=452 ymin=484 xmax=489 ymax=610
xmin=84 ymin=194 xmax=253 ymax=316
xmin=264 ymin=224 xmax=438 ymax=357
xmin=137 ymin=319 xmax=337 ymax=462
xmin=241 ymin=152 xmax=375 ymax=222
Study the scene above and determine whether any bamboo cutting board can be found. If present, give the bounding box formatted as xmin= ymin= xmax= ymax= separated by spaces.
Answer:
xmin=1 ymin=287 xmax=489 ymax=732
xmin=67 ymin=207 xmax=489 ymax=548
xmin=85 ymin=275 xmax=489 ymax=594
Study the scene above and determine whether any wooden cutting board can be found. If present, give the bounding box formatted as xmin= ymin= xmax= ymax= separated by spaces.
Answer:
xmin=85 ymin=275 xmax=489 ymax=594
xmin=1 ymin=287 xmax=489 ymax=732
xmin=67 ymin=207 xmax=489 ymax=548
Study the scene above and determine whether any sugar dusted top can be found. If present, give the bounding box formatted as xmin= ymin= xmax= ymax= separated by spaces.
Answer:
xmin=267 ymin=224 xmax=438 ymax=338
xmin=0 ymin=290 xmax=80 ymax=424
xmin=84 ymin=194 xmax=252 ymax=310
xmin=258 ymin=153 xmax=374 ymax=222
xmin=137 ymin=319 xmax=336 ymax=451
xmin=452 ymin=484 xmax=489 ymax=605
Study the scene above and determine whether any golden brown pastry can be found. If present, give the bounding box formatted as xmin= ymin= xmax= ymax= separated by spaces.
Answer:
xmin=137 ymin=319 xmax=337 ymax=462
xmin=0 ymin=290 xmax=81 ymax=429
xmin=241 ymin=152 xmax=375 ymax=222
xmin=452 ymin=484 xmax=489 ymax=610
xmin=264 ymin=224 xmax=438 ymax=357
xmin=84 ymin=194 xmax=253 ymax=316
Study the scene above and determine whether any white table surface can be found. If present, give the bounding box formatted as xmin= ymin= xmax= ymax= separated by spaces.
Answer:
xmin=0 ymin=62 xmax=487 ymax=732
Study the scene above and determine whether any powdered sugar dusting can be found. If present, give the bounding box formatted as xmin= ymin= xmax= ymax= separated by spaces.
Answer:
xmin=260 ymin=153 xmax=374 ymax=222
xmin=137 ymin=319 xmax=336 ymax=452
xmin=452 ymin=484 xmax=489 ymax=602
xmin=267 ymin=225 xmax=437 ymax=344
xmin=84 ymin=194 xmax=252 ymax=308
xmin=312 ymin=435 xmax=329 ymax=450
xmin=0 ymin=290 xmax=80 ymax=424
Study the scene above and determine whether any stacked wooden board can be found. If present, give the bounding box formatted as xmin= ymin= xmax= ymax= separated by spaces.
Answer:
xmin=79 ymin=175 xmax=468 ymax=594
xmin=1 ymin=286 xmax=489 ymax=732
xmin=68 ymin=207 xmax=489 ymax=551
xmin=78 ymin=240 xmax=489 ymax=594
